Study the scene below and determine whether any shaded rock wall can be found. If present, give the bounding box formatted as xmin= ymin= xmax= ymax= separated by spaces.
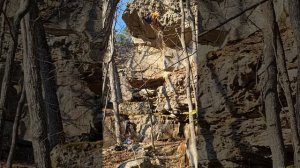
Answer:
xmin=116 ymin=0 xmax=298 ymax=167
xmin=2 ymin=0 xmax=117 ymax=146
xmin=196 ymin=26 xmax=297 ymax=167
xmin=198 ymin=0 xmax=288 ymax=47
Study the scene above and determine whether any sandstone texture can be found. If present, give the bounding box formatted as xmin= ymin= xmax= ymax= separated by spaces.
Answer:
xmin=1 ymin=0 xmax=298 ymax=167
xmin=109 ymin=0 xmax=297 ymax=167
xmin=1 ymin=0 xmax=114 ymax=162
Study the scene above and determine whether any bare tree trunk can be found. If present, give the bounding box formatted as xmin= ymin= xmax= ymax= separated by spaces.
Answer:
xmin=277 ymin=33 xmax=300 ymax=168
xmin=102 ymin=62 xmax=109 ymax=105
xmin=113 ymin=62 xmax=122 ymax=102
xmin=0 ymin=0 xmax=31 ymax=155
xmin=0 ymin=0 xmax=6 ymax=12
xmin=31 ymin=2 xmax=64 ymax=149
xmin=145 ymin=88 xmax=155 ymax=149
xmin=288 ymin=1 xmax=300 ymax=167
xmin=0 ymin=2 xmax=7 ymax=152
xmin=108 ymin=29 xmax=122 ymax=145
xmin=21 ymin=4 xmax=51 ymax=167
xmin=261 ymin=1 xmax=286 ymax=167
xmin=288 ymin=2 xmax=300 ymax=165
xmin=109 ymin=60 xmax=122 ymax=145
xmin=274 ymin=15 xmax=300 ymax=168
xmin=102 ymin=0 xmax=120 ymax=50
xmin=0 ymin=0 xmax=8 ymax=57
xmin=6 ymin=85 xmax=26 ymax=168
xmin=179 ymin=0 xmax=198 ymax=167
xmin=187 ymin=0 xmax=198 ymax=110
xmin=195 ymin=0 xmax=201 ymax=125
xmin=96 ymin=0 xmax=119 ymax=141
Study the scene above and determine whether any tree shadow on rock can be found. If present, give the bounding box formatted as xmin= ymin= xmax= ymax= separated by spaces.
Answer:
xmin=203 ymin=59 xmax=272 ymax=167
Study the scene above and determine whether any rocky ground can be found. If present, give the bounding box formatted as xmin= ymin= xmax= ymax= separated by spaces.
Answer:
xmin=102 ymin=140 xmax=185 ymax=168
xmin=0 ymin=162 xmax=34 ymax=168
xmin=1 ymin=140 xmax=185 ymax=168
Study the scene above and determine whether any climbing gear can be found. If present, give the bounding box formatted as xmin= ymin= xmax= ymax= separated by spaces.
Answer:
xmin=182 ymin=110 xmax=197 ymax=115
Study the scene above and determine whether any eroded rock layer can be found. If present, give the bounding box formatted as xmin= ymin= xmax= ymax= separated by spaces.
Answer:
xmin=113 ymin=0 xmax=297 ymax=167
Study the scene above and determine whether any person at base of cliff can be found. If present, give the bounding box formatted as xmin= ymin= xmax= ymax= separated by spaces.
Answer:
xmin=143 ymin=11 xmax=162 ymax=30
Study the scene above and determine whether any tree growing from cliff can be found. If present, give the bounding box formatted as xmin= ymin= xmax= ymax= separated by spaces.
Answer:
xmin=288 ymin=2 xmax=300 ymax=167
xmin=6 ymin=82 xmax=26 ymax=168
xmin=259 ymin=0 xmax=300 ymax=166
xmin=287 ymin=1 xmax=300 ymax=166
xmin=102 ymin=0 xmax=120 ymax=50
xmin=0 ymin=0 xmax=31 ymax=156
xmin=0 ymin=0 xmax=8 ymax=58
xmin=260 ymin=1 xmax=286 ymax=166
xmin=185 ymin=0 xmax=198 ymax=114
xmin=179 ymin=0 xmax=198 ymax=167
xmin=20 ymin=0 xmax=51 ymax=167
xmin=30 ymin=0 xmax=65 ymax=149
xmin=272 ymin=1 xmax=300 ymax=166
xmin=99 ymin=0 xmax=120 ymax=142
xmin=108 ymin=25 xmax=123 ymax=145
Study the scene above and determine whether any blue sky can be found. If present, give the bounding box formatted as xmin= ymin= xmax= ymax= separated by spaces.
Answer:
xmin=115 ymin=0 xmax=130 ymax=33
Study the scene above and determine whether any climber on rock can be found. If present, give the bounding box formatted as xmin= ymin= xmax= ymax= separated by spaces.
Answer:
xmin=143 ymin=11 xmax=162 ymax=30
xmin=143 ymin=12 xmax=152 ymax=24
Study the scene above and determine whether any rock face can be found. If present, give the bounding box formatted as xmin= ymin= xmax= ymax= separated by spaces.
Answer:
xmin=50 ymin=141 xmax=102 ymax=168
xmin=198 ymin=0 xmax=288 ymax=47
xmin=115 ymin=0 xmax=297 ymax=167
xmin=122 ymin=0 xmax=193 ymax=48
xmin=2 ymin=0 xmax=117 ymax=156
xmin=195 ymin=22 xmax=299 ymax=166
xmin=1 ymin=0 xmax=297 ymax=167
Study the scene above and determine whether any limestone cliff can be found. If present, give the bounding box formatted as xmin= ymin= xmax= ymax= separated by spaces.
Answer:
xmin=0 ymin=0 xmax=298 ymax=167
xmin=1 ymin=0 xmax=117 ymax=161
xmin=106 ymin=0 xmax=298 ymax=167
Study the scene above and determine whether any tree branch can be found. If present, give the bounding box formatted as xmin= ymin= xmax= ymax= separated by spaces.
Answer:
xmin=199 ymin=0 xmax=268 ymax=37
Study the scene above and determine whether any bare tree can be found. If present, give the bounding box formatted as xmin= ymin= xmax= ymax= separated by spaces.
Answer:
xmin=0 ymin=0 xmax=6 ymax=14
xmin=20 ymin=1 xmax=51 ymax=167
xmin=0 ymin=0 xmax=8 ymax=57
xmin=289 ymin=0 xmax=300 ymax=47
xmin=102 ymin=0 xmax=120 ymax=50
xmin=179 ymin=0 xmax=198 ymax=167
xmin=289 ymin=0 xmax=300 ymax=138
xmin=114 ymin=62 xmax=122 ymax=102
xmin=96 ymin=0 xmax=120 ymax=140
xmin=0 ymin=0 xmax=30 ymax=155
xmin=277 ymin=31 xmax=300 ymax=168
xmin=273 ymin=9 xmax=300 ymax=168
xmin=6 ymin=84 xmax=26 ymax=168
xmin=260 ymin=1 xmax=286 ymax=167
xmin=109 ymin=61 xmax=122 ymax=145
xmin=108 ymin=29 xmax=122 ymax=145
xmin=261 ymin=1 xmax=300 ymax=166
xmin=145 ymin=88 xmax=155 ymax=149
xmin=187 ymin=0 xmax=198 ymax=109
xmin=287 ymin=1 xmax=300 ymax=167
xmin=31 ymin=2 xmax=64 ymax=149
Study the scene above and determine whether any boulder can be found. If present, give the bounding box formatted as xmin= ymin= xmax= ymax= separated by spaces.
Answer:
xmin=117 ymin=156 xmax=152 ymax=168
